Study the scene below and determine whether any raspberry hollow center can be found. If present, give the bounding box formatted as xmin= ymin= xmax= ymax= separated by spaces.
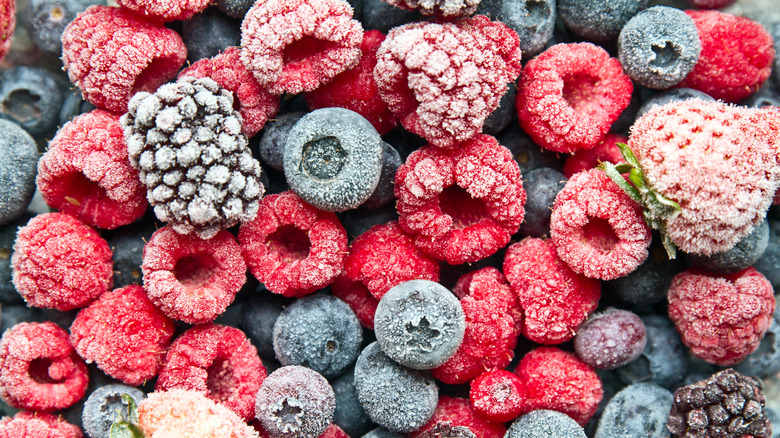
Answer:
xmin=265 ymin=225 xmax=311 ymax=263
xmin=206 ymin=357 xmax=236 ymax=403
xmin=61 ymin=172 xmax=106 ymax=208
xmin=174 ymin=253 xmax=219 ymax=287
xmin=282 ymin=35 xmax=336 ymax=67
xmin=581 ymin=217 xmax=619 ymax=253
xmin=302 ymin=136 xmax=348 ymax=181
xmin=28 ymin=358 xmax=60 ymax=384
xmin=132 ymin=55 xmax=184 ymax=94
xmin=439 ymin=185 xmax=489 ymax=230
xmin=562 ymin=73 xmax=601 ymax=114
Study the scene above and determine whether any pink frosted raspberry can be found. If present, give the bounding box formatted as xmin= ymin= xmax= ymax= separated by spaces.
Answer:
xmin=142 ymin=225 xmax=246 ymax=324
xmin=116 ymin=0 xmax=211 ymax=21
xmin=0 ymin=322 xmax=88 ymax=412
xmin=179 ymin=47 xmax=280 ymax=137
xmin=668 ymin=267 xmax=776 ymax=366
xmin=516 ymin=43 xmax=633 ymax=154
xmin=395 ymin=135 xmax=526 ymax=264
xmin=375 ymin=16 xmax=522 ymax=149
xmin=37 ymin=109 xmax=147 ymax=229
xmin=502 ymin=238 xmax=600 ymax=345
xmin=0 ymin=0 xmax=15 ymax=62
xmin=11 ymin=213 xmax=113 ymax=311
xmin=562 ymin=133 xmax=627 ymax=179
xmin=469 ymin=369 xmax=527 ymax=424
xmin=0 ymin=412 xmax=82 ymax=438
xmin=550 ymin=168 xmax=651 ymax=280
xmin=238 ymin=191 xmax=348 ymax=298
xmin=410 ymin=396 xmax=507 ymax=438
xmin=240 ymin=0 xmax=363 ymax=95
xmin=69 ymin=285 xmax=176 ymax=386
xmin=61 ymin=6 xmax=187 ymax=113
xmin=331 ymin=275 xmax=380 ymax=329
xmin=156 ymin=324 xmax=267 ymax=421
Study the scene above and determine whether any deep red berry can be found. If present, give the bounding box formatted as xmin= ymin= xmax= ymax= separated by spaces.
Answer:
xmin=562 ymin=133 xmax=627 ymax=179
xmin=70 ymin=285 xmax=176 ymax=386
xmin=0 ymin=322 xmax=89 ymax=412
xmin=0 ymin=412 xmax=82 ymax=438
xmin=411 ymin=396 xmax=507 ymax=438
xmin=573 ymin=308 xmax=647 ymax=370
xmin=469 ymin=370 xmax=527 ymax=424
xmin=331 ymin=275 xmax=380 ymax=329
xmin=116 ymin=0 xmax=211 ymax=21
xmin=686 ymin=0 xmax=736 ymax=7
xmin=11 ymin=213 xmax=113 ymax=311
xmin=516 ymin=43 xmax=633 ymax=154
xmin=143 ymin=225 xmax=246 ymax=324
xmin=238 ymin=191 xmax=348 ymax=298
xmin=0 ymin=0 xmax=15 ymax=62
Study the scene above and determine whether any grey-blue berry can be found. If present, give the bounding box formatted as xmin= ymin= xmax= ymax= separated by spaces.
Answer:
xmin=362 ymin=428 xmax=404 ymax=438
xmin=520 ymin=167 xmax=567 ymax=238
xmin=755 ymin=219 xmax=780 ymax=290
xmin=333 ymin=370 xmax=374 ymax=437
xmin=82 ymin=384 xmax=146 ymax=438
xmin=483 ymin=84 xmax=517 ymax=136
xmin=735 ymin=303 xmax=780 ymax=379
xmin=687 ymin=219 xmax=769 ymax=273
xmin=500 ymin=126 xmax=564 ymax=175
xmin=239 ymin=289 xmax=287 ymax=359
xmin=0 ymin=66 xmax=65 ymax=137
xmin=25 ymin=0 xmax=105 ymax=56
xmin=506 ymin=410 xmax=586 ymax=438
xmin=616 ymin=314 xmax=688 ymax=389
xmin=361 ymin=0 xmax=422 ymax=33
xmin=0 ymin=120 xmax=38 ymax=225
xmin=476 ymin=0 xmax=555 ymax=57
xmin=362 ymin=142 xmax=402 ymax=209
xmin=182 ymin=8 xmax=241 ymax=63
xmin=259 ymin=112 xmax=306 ymax=171
xmin=558 ymin=0 xmax=648 ymax=43
xmin=606 ymin=236 xmax=686 ymax=305
xmin=594 ymin=383 xmax=673 ymax=438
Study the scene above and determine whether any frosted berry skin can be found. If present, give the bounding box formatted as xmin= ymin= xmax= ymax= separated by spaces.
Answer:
xmin=562 ymin=134 xmax=626 ymax=179
xmin=410 ymin=396 xmax=506 ymax=438
xmin=475 ymin=0 xmax=555 ymax=57
xmin=331 ymin=276 xmax=380 ymax=329
xmin=37 ymin=110 xmax=147 ymax=230
xmin=688 ymin=218 xmax=770 ymax=274
xmin=82 ymin=384 xmax=146 ymax=438
xmin=11 ymin=213 xmax=113 ymax=311
xmin=0 ymin=322 xmax=89 ymax=412
xmin=594 ymin=383 xmax=673 ymax=438
xmin=0 ymin=119 xmax=38 ymax=226
xmin=116 ymin=0 xmax=211 ymax=21
xmin=667 ymin=267 xmax=776 ymax=366
xmin=502 ymin=238 xmax=600 ymax=345
xmin=506 ymin=410 xmax=586 ymax=438
xmin=469 ymin=369 xmax=527 ymax=424
xmin=240 ymin=0 xmax=363 ymax=95
xmin=374 ymin=16 xmax=522 ymax=149
xmin=0 ymin=412 xmax=82 ymax=438
xmin=516 ymin=43 xmax=633 ymax=154
xmin=395 ymin=135 xmax=526 ymax=265
xmin=573 ymin=308 xmax=647 ymax=370
xmin=238 ymin=191 xmax=348 ymax=298
xmin=142 ymin=225 xmax=246 ymax=324
xmin=0 ymin=0 xmax=14 ymax=62
xmin=61 ymin=5 xmax=187 ymax=113
xmin=557 ymin=0 xmax=646 ymax=43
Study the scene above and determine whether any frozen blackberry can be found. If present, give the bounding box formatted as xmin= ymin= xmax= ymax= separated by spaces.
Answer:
xmin=182 ymin=8 xmax=241 ymax=63
xmin=216 ymin=0 xmax=254 ymax=18
xmin=519 ymin=167 xmax=567 ymax=238
xmin=558 ymin=0 xmax=647 ymax=43
xmin=258 ymin=112 xmax=305 ymax=172
xmin=0 ymin=66 xmax=64 ymax=137
xmin=238 ymin=289 xmax=288 ymax=359
xmin=735 ymin=305 xmax=780 ymax=380
xmin=635 ymin=88 xmax=713 ymax=120
xmin=24 ymin=0 xmax=103 ymax=56
xmin=475 ymin=0 xmax=555 ymax=57
xmin=755 ymin=219 xmax=780 ymax=290
xmin=595 ymin=383 xmax=672 ymax=438
xmin=618 ymin=6 xmax=701 ymax=89
xmin=354 ymin=342 xmax=438 ymax=433
xmin=742 ymin=87 xmax=780 ymax=109
xmin=362 ymin=142 xmax=401 ymax=209
xmin=616 ymin=314 xmax=688 ymax=389
xmin=82 ymin=384 xmax=145 ymax=438
xmin=688 ymin=219 xmax=769 ymax=273
xmin=574 ymin=309 xmax=647 ymax=370
xmin=283 ymin=108 xmax=384 ymax=212
xmin=273 ymin=294 xmax=363 ymax=379
xmin=506 ymin=410 xmax=587 ymax=438
xmin=374 ymin=280 xmax=465 ymax=370
xmin=0 ymin=216 xmax=31 ymax=303
xmin=667 ymin=369 xmax=772 ymax=438
xmin=122 ymin=76 xmax=264 ymax=239
xmin=0 ymin=121 xmax=37 ymax=226
xmin=499 ymin=126 xmax=564 ymax=176
xmin=361 ymin=0 xmax=422 ymax=33
xmin=332 ymin=370 xmax=373 ymax=437
xmin=107 ymin=222 xmax=156 ymax=288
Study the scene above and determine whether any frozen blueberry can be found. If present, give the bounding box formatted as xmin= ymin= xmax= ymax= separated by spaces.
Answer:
xmin=216 ymin=0 xmax=255 ymax=18
xmin=0 ymin=216 xmax=31 ymax=303
xmin=742 ymin=87 xmax=780 ymax=108
xmin=332 ymin=370 xmax=374 ymax=437
xmin=594 ymin=383 xmax=673 ymax=438
xmin=273 ymin=294 xmax=363 ymax=379
xmin=558 ymin=0 xmax=648 ymax=43
xmin=259 ymin=112 xmax=306 ymax=171
xmin=238 ymin=288 xmax=288 ymax=359
xmin=284 ymin=108 xmax=384 ymax=212
xmin=610 ymin=89 xmax=640 ymax=134
xmin=500 ymin=126 xmax=564 ymax=175
xmin=338 ymin=203 xmax=399 ymax=240
xmin=687 ymin=219 xmax=769 ymax=273
xmin=574 ymin=308 xmax=647 ymax=370
xmin=363 ymin=429 xmax=404 ymax=438
xmin=476 ymin=0 xmax=555 ymax=57
xmin=362 ymin=142 xmax=402 ymax=209
xmin=483 ymin=84 xmax=517 ymax=136
xmin=0 ymin=66 xmax=65 ymax=137
xmin=0 ymin=305 xmax=40 ymax=334
xmin=767 ymin=407 xmax=780 ymax=438
xmin=182 ymin=8 xmax=241 ymax=63
xmin=519 ymin=167 xmax=567 ymax=238
xmin=616 ymin=314 xmax=688 ymax=389
xmin=58 ymin=89 xmax=96 ymax=126
xmin=506 ymin=410 xmax=586 ymax=438
xmin=755 ymin=219 xmax=780 ymax=290
xmin=618 ymin=6 xmax=701 ymax=89
xmin=772 ymin=23 xmax=780 ymax=90
xmin=605 ymin=236 xmax=686 ymax=305
xmin=353 ymin=342 xmax=438 ymax=433
xmin=636 ymin=88 xmax=714 ymax=120
xmin=25 ymin=0 xmax=104 ymax=56
xmin=361 ymin=0 xmax=422 ymax=33
xmin=107 ymin=221 xmax=156 ymax=288
xmin=0 ymin=120 xmax=38 ymax=225
xmin=735 ymin=303 xmax=780 ymax=379
xmin=82 ymin=384 xmax=146 ymax=438
xmin=374 ymin=279 xmax=465 ymax=370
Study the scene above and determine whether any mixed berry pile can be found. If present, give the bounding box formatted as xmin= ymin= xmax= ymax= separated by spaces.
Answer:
xmin=1 ymin=0 xmax=780 ymax=436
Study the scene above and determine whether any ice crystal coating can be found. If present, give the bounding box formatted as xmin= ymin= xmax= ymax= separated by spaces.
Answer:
xmin=383 ymin=0 xmax=479 ymax=17
xmin=573 ymin=308 xmax=647 ymax=370
xmin=0 ymin=412 xmax=82 ymax=438
xmin=594 ymin=383 xmax=673 ymax=438
xmin=0 ymin=0 xmax=14 ymax=62
xmin=116 ymin=0 xmax=211 ymax=21
xmin=506 ymin=410 xmax=586 ymax=438
xmin=82 ymin=384 xmax=146 ymax=438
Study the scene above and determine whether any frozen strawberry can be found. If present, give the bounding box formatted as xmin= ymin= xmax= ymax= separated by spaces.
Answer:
xmin=0 ymin=412 xmax=82 ymax=438
xmin=562 ymin=134 xmax=627 ymax=179
xmin=0 ymin=0 xmax=14 ymax=62
xmin=331 ymin=275 xmax=380 ymax=329
xmin=469 ymin=370 xmax=527 ymax=424
xmin=410 ymin=396 xmax=507 ymax=438
xmin=116 ymin=0 xmax=211 ymax=21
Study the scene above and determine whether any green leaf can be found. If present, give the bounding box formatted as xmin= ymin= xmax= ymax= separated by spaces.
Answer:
xmin=600 ymin=163 xmax=642 ymax=203
xmin=616 ymin=142 xmax=641 ymax=169
xmin=661 ymin=233 xmax=678 ymax=259
xmin=628 ymin=168 xmax=647 ymax=191
xmin=109 ymin=422 xmax=144 ymax=438
xmin=612 ymin=163 xmax=633 ymax=174
xmin=122 ymin=394 xmax=139 ymax=424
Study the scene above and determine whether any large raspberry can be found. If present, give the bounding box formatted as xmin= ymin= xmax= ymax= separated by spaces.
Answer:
xmin=0 ymin=412 xmax=82 ymax=438
xmin=116 ymin=0 xmax=211 ymax=22
xmin=410 ymin=396 xmax=507 ymax=438
xmin=0 ymin=0 xmax=14 ymax=62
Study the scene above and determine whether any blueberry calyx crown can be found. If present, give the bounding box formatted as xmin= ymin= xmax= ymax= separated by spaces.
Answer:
xmin=109 ymin=394 xmax=144 ymax=438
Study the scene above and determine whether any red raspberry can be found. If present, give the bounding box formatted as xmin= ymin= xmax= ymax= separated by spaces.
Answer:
xmin=61 ymin=5 xmax=187 ymax=113
xmin=0 ymin=0 xmax=15 ymax=62
xmin=562 ymin=133 xmax=627 ymax=179
xmin=179 ymin=47 xmax=280 ymax=138
xmin=0 ymin=412 xmax=82 ymax=438
xmin=240 ymin=0 xmax=363 ymax=95
xmin=516 ymin=347 xmax=602 ymax=426
xmin=156 ymin=324 xmax=267 ymax=421
xmin=116 ymin=0 xmax=210 ymax=21
xmin=516 ymin=43 xmax=633 ymax=154
xmin=411 ymin=396 xmax=507 ymax=438
xmin=37 ymin=110 xmax=147 ymax=230
xmin=331 ymin=275 xmax=380 ymax=329
xmin=374 ymin=16 xmax=522 ymax=149
xmin=502 ymin=238 xmax=600 ymax=345
xmin=304 ymin=30 xmax=397 ymax=135
xmin=687 ymin=0 xmax=736 ymax=7
xmin=11 ymin=213 xmax=113 ymax=311
xmin=238 ymin=191 xmax=348 ymax=298
xmin=469 ymin=370 xmax=527 ymax=424
xmin=142 ymin=225 xmax=246 ymax=324
xmin=69 ymin=285 xmax=176 ymax=386
xmin=395 ymin=135 xmax=526 ymax=264
xmin=668 ymin=267 xmax=776 ymax=366
xmin=677 ymin=11 xmax=775 ymax=103
xmin=0 ymin=322 xmax=88 ymax=412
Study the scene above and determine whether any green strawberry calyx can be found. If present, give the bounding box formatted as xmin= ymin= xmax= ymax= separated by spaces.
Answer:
xmin=109 ymin=394 xmax=144 ymax=438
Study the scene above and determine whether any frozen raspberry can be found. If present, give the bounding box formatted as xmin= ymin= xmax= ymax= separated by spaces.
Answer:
xmin=0 ymin=322 xmax=88 ymax=411
xmin=11 ymin=213 xmax=113 ymax=311
xmin=677 ymin=11 xmax=775 ymax=103
xmin=238 ymin=191 xmax=347 ymax=298
xmin=116 ymin=0 xmax=211 ymax=21
xmin=550 ymin=168 xmax=651 ymax=280
xmin=157 ymin=324 xmax=267 ymax=421
xmin=502 ymin=238 xmax=600 ymax=345
xmin=331 ymin=275 xmax=380 ymax=329
xmin=142 ymin=225 xmax=246 ymax=324
xmin=517 ymin=347 xmax=602 ymax=426
xmin=411 ymin=396 xmax=506 ymax=438
xmin=0 ymin=412 xmax=82 ymax=438
xmin=516 ymin=43 xmax=633 ymax=154
xmin=138 ymin=388 xmax=259 ymax=438
xmin=61 ymin=6 xmax=187 ymax=113
xmin=667 ymin=267 xmax=776 ymax=366
xmin=385 ymin=0 xmax=479 ymax=17
xmin=573 ymin=308 xmax=647 ymax=370
xmin=304 ymin=30 xmax=397 ymax=136
xmin=37 ymin=110 xmax=147 ymax=230
xmin=0 ymin=0 xmax=14 ymax=62
xmin=562 ymin=134 xmax=626 ymax=179
xmin=69 ymin=285 xmax=175 ymax=386
xmin=240 ymin=0 xmax=363 ymax=95
xmin=395 ymin=135 xmax=526 ymax=264
xmin=375 ymin=16 xmax=522 ymax=149
xmin=179 ymin=47 xmax=280 ymax=138
xmin=469 ymin=370 xmax=527 ymax=424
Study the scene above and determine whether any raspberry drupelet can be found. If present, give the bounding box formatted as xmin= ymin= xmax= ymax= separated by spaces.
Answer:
xmin=0 ymin=322 xmax=88 ymax=412
xmin=469 ymin=369 xmax=528 ymax=424
xmin=395 ymin=135 xmax=526 ymax=265
xmin=37 ymin=109 xmax=147 ymax=230
xmin=0 ymin=412 xmax=82 ymax=438
xmin=410 ymin=396 xmax=507 ymax=438
xmin=11 ymin=213 xmax=113 ymax=311
xmin=238 ymin=191 xmax=348 ymax=298
xmin=61 ymin=5 xmax=187 ymax=113
xmin=115 ymin=0 xmax=211 ymax=22
xmin=142 ymin=225 xmax=246 ymax=324
xmin=69 ymin=285 xmax=176 ymax=386
xmin=0 ymin=0 xmax=13 ymax=62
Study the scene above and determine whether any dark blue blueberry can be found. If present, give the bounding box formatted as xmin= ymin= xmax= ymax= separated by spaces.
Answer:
xmin=259 ymin=111 xmax=306 ymax=171
xmin=239 ymin=288 xmax=289 ymax=359
xmin=362 ymin=429 xmax=404 ymax=438
xmin=741 ymin=87 xmax=780 ymax=108
xmin=215 ymin=0 xmax=255 ymax=18
xmin=332 ymin=369 xmax=374 ymax=437
xmin=585 ymin=370 xmax=626 ymax=437
xmin=519 ymin=167 xmax=567 ymax=238
xmin=483 ymin=84 xmax=517 ymax=136
xmin=0 ymin=66 xmax=65 ymax=137
xmin=618 ymin=6 xmax=701 ymax=89
xmin=273 ymin=294 xmax=363 ymax=379
xmin=81 ymin=384 xmax=145 ymax=438
xmin=0 ymin=305 xmax=40 ymax=334
xmin=772 ymin=23 xmax=780 ymax=90
xmin=182 ymin=8 xmax=241 ymax=63
xmin=735 ymin=303 xmax=780 ymax=379
xmin=338 ymin=203 xmax=399 ymax=241
xmin=594 ymin=383 xmax=673 ymax=438
xmin=558 ymin=0 xmax=648 ymax=43
xmin=360 ymin=0 xmax=422 ymax=33
xmin=687 ymin=219 xmax=769 ymax=273
xmin=362 ymin=142 xmax=401 ymax=209
xmin=24 ymin=0 xmax=104 ymax=56
xmin=107 ymin=221 xmax=156 ymax=288
xmin=62 ymin=363 xmax=119 ymax=430
xmin=606 ymin=235 xmax=686 ymax=305
xmin=636 ymin=88 xmax=713 ymax=120
xmin=616 ymin=314 xmax=688 ymax=389
xmin=58 ymin=89 xmax=96 ymax=126
xmin=476 ymin=0 xmax=555 ymax=57
xmin=0 ymin=120 xmax=38 ymax=225
xmin=381 ymin=125 xmax=426 ymax=161
xmin=610 ymin=89 xmax=640 ymax=134
xmin=755 ymin=219 xmax=780 ymax=290
xmin=0 ymin=215 xmax=32 ymax=304
xmin=499 ymin=126 xmax=564 ymax=175
xmin=506 ymin=410 xmax=586 ymax=438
